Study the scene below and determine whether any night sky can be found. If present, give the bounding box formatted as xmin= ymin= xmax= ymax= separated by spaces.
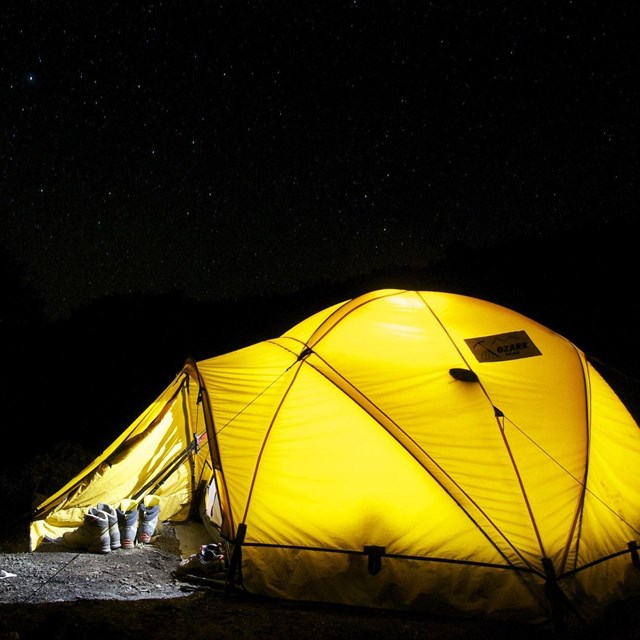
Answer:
xmin=1 ymin=1 xmax=636 ymax=321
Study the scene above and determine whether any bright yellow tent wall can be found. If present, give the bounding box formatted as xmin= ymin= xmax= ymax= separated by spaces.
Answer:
xmin=30 ymin=289 xmax=640 ymax=623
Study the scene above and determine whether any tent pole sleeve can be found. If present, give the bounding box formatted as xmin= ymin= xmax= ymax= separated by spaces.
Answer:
xmin=131 ymin=432 xmax=206 ymax=502
xmin=629 ymin=541 xmax=640 ymax=568
xmin=183 ymin=357 xmax=236 ymax=540
xmin=542 ymin=557 xmax=587 ymax=630
xmin=226 ymin=523 xmax=247 ymax=592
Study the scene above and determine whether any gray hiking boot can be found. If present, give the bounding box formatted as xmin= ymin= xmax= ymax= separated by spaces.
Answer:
xmin=117 ymin=498 xmax=139 ymax=548
xmin=137 ymin=494 xmax=161 ymax=544
xmin=62 ymin=507 xmax=111 ymax=554
xmin=97 ymin=502 xmax=121 ymax=550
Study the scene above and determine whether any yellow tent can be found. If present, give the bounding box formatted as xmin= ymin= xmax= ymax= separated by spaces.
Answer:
xmin=30 ymin=289 xmax=640 ymax=623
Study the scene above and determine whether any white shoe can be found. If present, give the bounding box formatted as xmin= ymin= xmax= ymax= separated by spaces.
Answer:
xmin=176 ymin=544 xmax=225 ymax=577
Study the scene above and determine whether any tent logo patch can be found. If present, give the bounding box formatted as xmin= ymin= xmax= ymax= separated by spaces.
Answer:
xmin=464 ymin=330 xmax=542 ymax=362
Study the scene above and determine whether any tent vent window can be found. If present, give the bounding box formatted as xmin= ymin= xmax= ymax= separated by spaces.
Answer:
xmin=449 ymin=368 xmax=478 ymax=383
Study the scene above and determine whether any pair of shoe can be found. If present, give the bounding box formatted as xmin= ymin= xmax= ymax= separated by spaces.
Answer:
xmin=62 ymin=495 xmax=161 ymax=554
xmin=176 ymin=542 xmax=225 ymax=577
xmin=116 ymin=495 xmax=161 ymax=548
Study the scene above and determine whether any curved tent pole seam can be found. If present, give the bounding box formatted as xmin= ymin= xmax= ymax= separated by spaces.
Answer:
xmin=492 ymin=394 xmax=640 ymax=567
xmin=221 ymin=336 xmax=544 ymax=581
xmin=172 ymin=374 xmax=199 ymax=508
xmin=417 ymin=293 xmax=637 ymax=583
xmin=218 ymin=344 xmax=551 ymax=589
xmin=182 ymin=357 xmax=236 ymax=542
xmin=496 ymin=362 xmax=640 ymax=552
xmin=130 ymin=430 xmax=207 ymax=502
xmin=184 ymin=351 xmax=300 ymax=542
xmin=180 ymin=376 xmax=203 ymax=514
xmin=417 ymin=292 xmax=551 ymax=563
xmin=562 ymin=352 xmax=591 ymax=574
xmin=187 ymin=384 xmax=215 ymax=521
xmin=496 ymin=415 xmax=548 ymax=559
xmin=301 ymin=350 xmax=535 ymax=574
xmin=127 ymin=372 xmax=209 ymax=503
xmin=304 ymin=289 xmax=407 ymax=351
xmin=278 ymin=295 xmax=623 ymax=578
xmin=239 ymin=357 xmax=305 ymax=526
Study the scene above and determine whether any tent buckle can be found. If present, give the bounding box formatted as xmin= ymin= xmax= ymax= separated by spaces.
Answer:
xmin=363 ymin=545 xmax=386 ymax=576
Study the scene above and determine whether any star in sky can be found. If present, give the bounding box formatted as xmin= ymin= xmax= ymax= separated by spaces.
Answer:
xmin=0 ymin=2 xmax=636 ymax=320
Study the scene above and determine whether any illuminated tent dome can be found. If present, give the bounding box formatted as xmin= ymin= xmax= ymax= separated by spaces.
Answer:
xmin=31 ymin=290 xmax=640 ymax=623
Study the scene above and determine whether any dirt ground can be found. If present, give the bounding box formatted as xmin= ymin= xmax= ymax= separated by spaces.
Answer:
xmin=1 ymin=522 xmax=640 ymax=640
